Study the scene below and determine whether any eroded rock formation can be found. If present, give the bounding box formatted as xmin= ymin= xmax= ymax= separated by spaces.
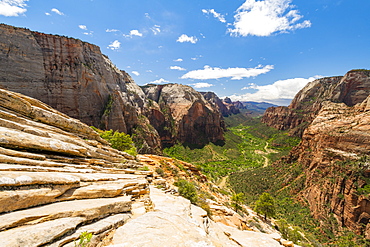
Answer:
xmin=262 ymin=70 xmax=370 ymax=136
xmin=283 ymin=96 xmax=370 ymax=238
xmin=0 ymin=24 xmax=226 ymax=152
xmin=142 ymin=84 xmax=225 ymax=147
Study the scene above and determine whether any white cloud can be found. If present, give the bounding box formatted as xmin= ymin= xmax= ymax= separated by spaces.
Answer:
xmin=170 ymin=66 xmax=186 ymax=71
xmin=202 ymin=9 xmax=226 ymax=23
xmin=0 ymin=0 xmax=28 ymax=16
xmin=106 ymin=29 xmax=119 ymax=32
xmin=107 ymin=40 xmax=121 ymax=50
xmin=148 ymin=78 xmax=169 ymax=84
xmin=132 ymin=71 xmax=140 ymax=76
xmin=45 ymin=12 xmax=50 ymax=16
xmin=181 ymin=65 xmax=273 ymax=80
xmin=151 ymin=25 xmax=161 ymax=35
xmin=124 ymin=29 xmax=143 ymax=38
xmin=177 ymin=34 xmax=198 ymax=44
xmin=190 ymin=82 xmax=214 ymax=89
xmin=51 ymin=8 xmax=64 ymax=16
xmin=174 ymin=58 xmax=183 ymax=62
xmin=229 ymin=0 xmax=311 ymax=37
xmin=229 ymin=76 xmax=322 ymax=105
xmin=79 ymin=25 xmax=87 ymax=30
xmin=83 ymin=31 xmax=93 ymax=36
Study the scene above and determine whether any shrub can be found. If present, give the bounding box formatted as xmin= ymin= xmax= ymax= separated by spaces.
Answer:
xmin=74 ymin=231 xmax=92 ymax=247
xmin=155 ymin=168 xmax=165 ymax=177
xmin=175 ymin=179 xmax=198 ymax=204
xmin=91 ymin=128 xmax=137 ymax=156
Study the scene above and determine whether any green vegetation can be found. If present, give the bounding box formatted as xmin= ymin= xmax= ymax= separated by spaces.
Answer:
xmin=231 ymin=192 xmax=245 ymax=213
xmin=174 ymin=178 xmax=213 ymax=217
xmin=164 ymin=117 xmax=300 ymax=181
xmin=74 ymin=231 xmax=92 ymax=247
xmin=91 ymin=127 xmax=137 ymax=156
xmin=175 ymin=179 xmax=198 ymax=204
xmin=254 ymin=192 xmax=276 ymax=220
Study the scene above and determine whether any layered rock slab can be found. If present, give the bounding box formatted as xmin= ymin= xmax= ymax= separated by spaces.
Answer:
xmin=111 ymin=187 xmax=281 ymax=247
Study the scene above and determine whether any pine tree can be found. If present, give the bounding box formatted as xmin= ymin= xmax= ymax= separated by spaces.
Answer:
xmin=231 ymin=192 xmax=245 ymax=213
xmin=254 ymin=192 xmax=275 ymax=220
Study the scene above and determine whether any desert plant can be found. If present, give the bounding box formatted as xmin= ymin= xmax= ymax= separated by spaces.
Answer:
xmin=175 ymin=179 xmax=198 ymax=204
xmin=74 ymin=231 xmax=92 ymax=247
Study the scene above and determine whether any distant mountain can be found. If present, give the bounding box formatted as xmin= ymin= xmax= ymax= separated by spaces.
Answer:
xmin=241 ymin=101 xmax=277 ymax=114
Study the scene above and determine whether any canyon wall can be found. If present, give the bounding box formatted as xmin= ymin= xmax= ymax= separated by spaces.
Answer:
xmin=0 ymin=24 xmax=227 ymax=152
xmin=142 ymin=84 xmax=225 ymax=147
xmin=262 ymin=70 xmax=370 ymax=136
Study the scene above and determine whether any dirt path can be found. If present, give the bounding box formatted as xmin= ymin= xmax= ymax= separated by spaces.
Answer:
xmin=255 ymin=141 xmax=274 ymax=167
xmin=218 ymin=176 xmax=228 ymax=188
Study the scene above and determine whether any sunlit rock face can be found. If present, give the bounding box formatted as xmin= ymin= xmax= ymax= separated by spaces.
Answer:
xmin=142 ymin=84 xmax=225 ymax=147
xmin=262 ymin=70 xmax=370 ymax=137
xmin=0 ymin=24 xmax=230 ymax=152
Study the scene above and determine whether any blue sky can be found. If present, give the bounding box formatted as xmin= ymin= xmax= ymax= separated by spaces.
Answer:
xmin=1 ymin=0 xmax=369 ymax=105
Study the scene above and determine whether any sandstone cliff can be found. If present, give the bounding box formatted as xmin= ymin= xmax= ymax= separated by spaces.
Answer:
xmin=0 ymin=88 xmax=292 ymax=246
xmin=262 ymin=70 xmax=370 ymax=136
xmin=142 ymin=84 xmax=225 ymax=147
xmin=281 ymin=95 xmax=370 ymax=239
xmin=201 ymin=93 xmax=241 ymax=117
xmin=0 ymin=24 xmax=226 ymax=153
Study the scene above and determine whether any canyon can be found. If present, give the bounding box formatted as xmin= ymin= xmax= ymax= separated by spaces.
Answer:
xmin=0 ymin=24 xmax=228 ymax=153
xmin=0 ymin=88 xmax=293 ymax=246
xmin=263 ymin=70 xmax=370 ymax=240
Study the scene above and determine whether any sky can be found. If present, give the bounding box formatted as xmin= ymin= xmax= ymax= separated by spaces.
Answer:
xmin=0 ymin=0 xmax=369 ymax=106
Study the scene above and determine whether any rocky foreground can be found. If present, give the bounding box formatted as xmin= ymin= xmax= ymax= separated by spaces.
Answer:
xmin=0 ymin=88 xmax=295 ymax=246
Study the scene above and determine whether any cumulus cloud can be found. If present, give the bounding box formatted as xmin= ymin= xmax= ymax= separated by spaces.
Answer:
xmin=174 ymin=58 xmax=183 ymax=62
xmin=190 ymin=82 xmax=214 ymax=89
xmin=0 ymin=0 xmax=28 ymax=16
xmin=228 ymin=0 xmax=311 ymax=37
xmin=107 ymin=40 xmax=121 ymax=50
xmin=78 ymin=25 xmax=87 ymax=30
xmin=181 ymin=65 xmax=273 ymax=80
xmin=131 ymin=71 xmax=140 ymax=76
xmin=177 ymin=34 xmax=198 ymax=44
xmin=202 ymin=9 xmax=226 ymax=23
xmin=148 ymin=78 xmax=169 ymax=84
xmin=124 ymin=29 xmax=143 ymax=38
xmin=151 ymin=25 xmax=161 ymax=35
xmin=51 ymin=8 xmax=64 ymax=16
xmin=170 ymin=66 xmax=186 ymax=71
xmin=229 ymin=76 xmax=322 ymax=105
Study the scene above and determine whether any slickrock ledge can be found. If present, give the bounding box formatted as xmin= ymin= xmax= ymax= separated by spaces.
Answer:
xmin=0 ymin=88 xmax=152 ymax=246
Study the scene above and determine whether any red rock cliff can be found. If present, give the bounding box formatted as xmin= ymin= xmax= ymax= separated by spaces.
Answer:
xmin=284 ymin=96 xmax=370 ymax=238
xmin=262 ymin=70 xmax=370 ymax=136
xmin=0 ymin=24 xmax=225 ymax=152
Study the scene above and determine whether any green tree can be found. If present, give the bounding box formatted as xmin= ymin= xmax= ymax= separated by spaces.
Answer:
xmin=91 ymin=128 xmax=137 ymax=156
xmin=254 ymin=192 xmax=276 ymax=220
xmin=231 ymin=192 xmax=245 ymax=213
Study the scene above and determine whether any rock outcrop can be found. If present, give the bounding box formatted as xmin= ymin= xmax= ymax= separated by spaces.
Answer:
xmin=142 ymin=84 xmax=225 ymax=147
xmin=262 ymin=70 xmax=370 ymax=136
xmin=0 ymin=88 xmax=153 ymax=246
xmin=282 ymin=95 xmax=370 ymax=238
xmin=202 ymin=93 xmax=241 ymax=117
xmin=0 ymin=24 xmax=225 ymax=152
